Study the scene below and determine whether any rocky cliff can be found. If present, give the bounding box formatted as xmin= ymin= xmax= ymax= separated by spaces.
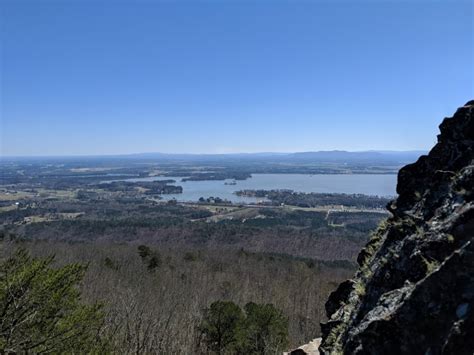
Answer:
xmin=319 ymin=101 xmax=474 ymax=354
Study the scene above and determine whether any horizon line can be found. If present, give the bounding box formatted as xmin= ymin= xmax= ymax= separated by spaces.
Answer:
xmin=0 ymin=149 xmax=429 ymax=159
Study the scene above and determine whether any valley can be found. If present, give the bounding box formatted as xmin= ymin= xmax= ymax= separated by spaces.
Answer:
xmin=0 ymin=155 xmax=396 ymax=351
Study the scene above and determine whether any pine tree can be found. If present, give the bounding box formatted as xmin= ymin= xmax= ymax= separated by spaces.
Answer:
xmin=0 ymin=249 xmax=106 ymax=353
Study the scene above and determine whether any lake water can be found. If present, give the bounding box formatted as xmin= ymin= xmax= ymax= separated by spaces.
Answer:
xmin=123 ymin=173 xmax=398 ymax=203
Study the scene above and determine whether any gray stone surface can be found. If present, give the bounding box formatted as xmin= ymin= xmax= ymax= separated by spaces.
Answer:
xmin=319 ymin=101 xmax=474 ymax=355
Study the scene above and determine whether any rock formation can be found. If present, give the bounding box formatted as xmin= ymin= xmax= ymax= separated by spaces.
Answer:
xmin=319 ymin=101 xmax=474 ymax=354
xmin=286 ymin=338 xmax=322 ymax=355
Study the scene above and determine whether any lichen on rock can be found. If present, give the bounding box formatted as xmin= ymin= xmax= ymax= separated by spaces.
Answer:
xmin=319 ymin=101 xmax=474 ymax=355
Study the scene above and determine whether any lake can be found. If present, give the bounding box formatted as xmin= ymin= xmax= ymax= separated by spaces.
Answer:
xmin=122 ymin=173 xmax=398 ymax=203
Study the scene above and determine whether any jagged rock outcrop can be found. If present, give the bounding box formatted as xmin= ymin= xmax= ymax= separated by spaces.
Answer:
xmin=319 ymin=101 xmax=474 ymax=355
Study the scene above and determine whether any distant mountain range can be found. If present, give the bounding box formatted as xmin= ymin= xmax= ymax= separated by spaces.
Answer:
xmin=2 ymin=150 xmax=428 ymax=166
xmin=123 ymin=150 xmax=427 ymax=164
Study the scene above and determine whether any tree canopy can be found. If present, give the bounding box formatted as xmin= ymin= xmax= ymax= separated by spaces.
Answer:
xmin=199 ymin=300 xmax=289 ymax=354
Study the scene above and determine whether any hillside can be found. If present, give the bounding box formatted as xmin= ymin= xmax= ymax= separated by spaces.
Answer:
xmin=317 ymin=101 xmax=473 ymax=354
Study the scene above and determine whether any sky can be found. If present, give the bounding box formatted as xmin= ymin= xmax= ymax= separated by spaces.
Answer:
xmin=1 ymin=0 xmax=473 ymax=156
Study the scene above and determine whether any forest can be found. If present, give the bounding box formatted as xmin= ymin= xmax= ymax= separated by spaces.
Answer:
xmin=0 ymin=159 xmax=390 ymax=353
xmin=0 ymin=240 xmax=355 ymax=353
xmin=235 ymin=190 xmax=391 ymax=209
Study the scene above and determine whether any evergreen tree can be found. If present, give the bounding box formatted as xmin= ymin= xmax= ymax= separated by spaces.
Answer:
xmin=198 ymin=301 xmax=244 ymax=354
xmin=198 ymin=301 xmax=289 ymax=354
xmin=0 ymin=249 xmax=106 ymax=353
xmin=240 ymin=302 xmax=289 ymax=354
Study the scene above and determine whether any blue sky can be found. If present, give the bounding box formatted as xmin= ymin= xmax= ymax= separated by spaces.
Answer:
xmin=1 ymin=0 xmax=473 ymax=156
